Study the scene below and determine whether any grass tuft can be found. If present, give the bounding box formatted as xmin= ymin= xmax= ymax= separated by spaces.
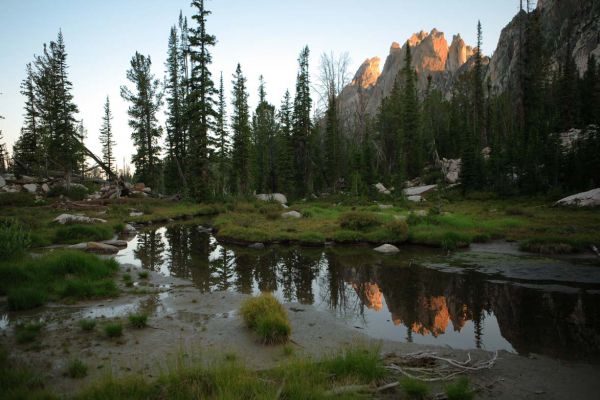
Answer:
xmin=104 ymin=323 xmax=123 ymax=338
xmin=15 ymin=322 xmax=43 ymax=344
xmin=400 ymin=377 xmax=429 ymax=398
xmin=66 ymin=359 xmax=88 ymax=379
xmin=0 ymin=217 xmax=31 ymax=261
xmin=339 ymin=211 xmax=382 ymax=231
xmin=79 ymin=319 xmax=96 ymax=332
xmin=240 ymin=293 xmax=290 ymax=344
xmin=445 ymin=377 xmax=474 ymax=400
xmin=128 ymin=313 xmax=148 ymax=328
xmin=54 ymin=224 xmax=113 ymax=244
xmin=137 ymin=271 xmax=149 ymax=279
xmin=320 ymin=346 xmax=386 ymax=383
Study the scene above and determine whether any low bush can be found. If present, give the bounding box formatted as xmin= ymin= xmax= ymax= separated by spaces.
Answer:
xmin=445 ymin=377 xmax=474 ymax=400
xmin=383 ymin=220 xmax=409 ymax=241
xmin=47 ymin=185 xmax=88 ymax=201
xmin=66 ymin=359 xmax=88 ymax=379
xmin=332 ymin=229 xmax=362 ymax=243
xmin=53 ymin=224 xmax=113 ymax=244
xmin=128 ymin=313 xmax=148 ymax=328
xmin=339 ymin=211 xmax=382 ymax=231
xmin=240 ymin=293 xmax=290 ymax=344
xmin=104 ymin=323 xmax=123 ymax=338
xmin=138 ymin=271 xmax=149 ymax=279
xmin=0 ymin=192 xmax=37 ymax=207
xmin=0 ymin=218 xmax=31 ymax=261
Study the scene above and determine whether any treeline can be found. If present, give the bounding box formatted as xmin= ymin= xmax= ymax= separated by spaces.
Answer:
xmin=11 ymin=1 xmax=600 ymax=200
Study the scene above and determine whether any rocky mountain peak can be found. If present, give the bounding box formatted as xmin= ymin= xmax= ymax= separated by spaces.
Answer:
xmin=446 ymin=34 xmax=474 ymax=73
xmin=351 ymin=57 xmax=381 ymax=89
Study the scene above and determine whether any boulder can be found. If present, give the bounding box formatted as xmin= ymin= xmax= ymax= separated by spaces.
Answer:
xmin=0 ymin=175 xmax=5 ymax=188
xmin=555 ymin=188 xmax=600 ymax=207
xmin=374 ymin=244 xmax=400 ymax=254
xmin=101 ymin=240 xmax=128 ymax=248
xmin=130 ymin=190 xmax=148 ymax=198
xmin=122 ymin=224 xmax=137 ymax=234
xmin=41 ymin=183 xmax=50 ymax=193
xmin=197 ymin=226 xmax=212 ymax=233
xmin=54 ymin=213 xmax=107 ymax=224
xmin=248 ymin=242 xmax=265 ymax=250
xmin=403 ymin=184 xmax=437 ymax=196
xmin=256 ymin=193 xmax=287 ymax=204
xmin=133 ymin=182 xmax=145 ymax=191
xmin=129 ymin=211 xmax=144 ymax=217
xmin=481 ymin=146 xmax=491 ymax=160
xmin=142 ymin=187 xmax=152 ymax=193
xmin=407 ymin=195 xmax=424 ymax=202
xmin=375 ymin=182 xmax=391 ymax=195
xmin=441 ymin=158 xmax=461 ymax=184
xmin=23 ymin=183 xmax=38 ymax=193
xmin=281 ymin=211 xmax=302 ymax=219
xmin=378 ymin=204 xmax=393 ymax=209
xmin=2 ymin=185 xmax=21 ymax=193
xmin=69 ymin=242 xmax=119 ymax=254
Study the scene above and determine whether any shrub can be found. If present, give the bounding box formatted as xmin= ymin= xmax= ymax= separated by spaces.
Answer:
xmin=445 ymin=377 xmax=474 ymax=400
xmin=332 ymin=230 xmax=362 ymax=243
xmin=339 ymin=212 xmax=381 ymax=231
xmin=54 ymin=224 xmax=113 ymax=243
xmin=104 ymin=323 xmax=123 ymax=338
xmin=15 ymin=322 xmax=43 ymax=344
xmin=7 ymin=287 xmax=46 ymax=310
xmin=240 ymin=293 xmax=290 ymax=344
xmin=113 ymin=223 xmax=125 ymax=233
xmin=47 ymin=185 xmax=88 ymax=201
xmin=79 ymin=319 xmax=96 ymax=332
xmin=138 ymin=271 xmax=149 ymax=279
xmin=406 ymin=212 xmax=427 ymax=226
xmin=66 ymin=359 xmax=88 ymax=379
xmin=400 ymin=377 xmax=429 ymax=399
xmin=0 ymin=218 xmax=31 ymax=261
xmin=128 ymin=313 xmax=148 ymax=328
xmin=441 ymin=232 xmax=470 ymax=251
xmin=383 ymin=220 xmax=409 ymax=241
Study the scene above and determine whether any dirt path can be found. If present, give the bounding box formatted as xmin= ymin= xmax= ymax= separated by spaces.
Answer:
xmin=2 ymin=261 xmax=599 ymax=399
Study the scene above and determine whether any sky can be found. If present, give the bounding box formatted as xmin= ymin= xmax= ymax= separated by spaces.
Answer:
xmin=0 ymin=0 xmax=521 ymax=172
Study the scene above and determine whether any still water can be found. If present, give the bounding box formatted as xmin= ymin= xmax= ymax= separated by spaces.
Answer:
xmin=118 ymin=224 xmax=600 ymax=362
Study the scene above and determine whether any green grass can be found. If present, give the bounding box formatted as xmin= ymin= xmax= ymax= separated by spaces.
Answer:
xmin=66 ymin=359 xmax=88 ymax=379
xmin=15 ymin=322 xmax=44 ymax=344
xmin=519 ymin=237 xmax=585 ymax=254
xmin=240 ymin=293 xmax=291 ymax=344
xmin=137 ymin=271 xmax=149 ymax=279
xmin=400 ymin=377 xmax=430 ymax=399
xmin=0 ymin=251 xmax=118 ymax=310
xmin=0 ymin=217 xmax=31 ymax=261
xmin=339 ymin=211 xmax=382 ymax=231
xmin=104 ymin=323 xmax=123 ymax=338
xmin=54 ymin=224 xmax=113 ymax=244
xmin=445 ymin=377 xmax=474 ymax=400
xmin=319 ymin=346 xmax=386 ymax=383
xmin=47 ymin=185 xmax=88 ymax=201
xmin=0 ymin=345 xmax=54 ymax=400
xmin=79 ymin=319 xmax=97 ymax=332
xmin=128 ymin=313 xmax=148 ymax=328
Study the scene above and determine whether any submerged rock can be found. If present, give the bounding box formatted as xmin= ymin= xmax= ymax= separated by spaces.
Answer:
xmin=54 ymin=213 xmax=107 ymax=224
xmin=281 ymin=211 xmax=302 ymax=219
xmin=556 ymin=188 xmax=600 ymax=207
xmin=374 ymin=244 xmax=400 ymax=254
xmin=248 ymin=242 xmax=265 ymax=250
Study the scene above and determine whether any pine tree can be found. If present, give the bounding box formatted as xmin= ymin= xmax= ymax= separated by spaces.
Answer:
xmin=165 ymin=24 xmax=187 ymax=194
xmin=120 ymin=52 xmax=163 ymax=189
xmin=252 ymin=76 xmax=278 ymax=193
xmin=14 ymin=63 xmax=42 ymax=175
xmin=230 ymin=63 xmax=251 ymax=195
xmin=400 ymin=41 xmax=421 ymax=181
xmin=99 ymin=96 xmax=115 ymax=178
xmin=323 ymin=83 xmax=340 ymax=191
xmin=277 ymin=90 xmax=294 ymax=194
xmin=292 ymin=46 xmax=312 ymax=196
xmin=186 ymin=0 xmax=217 ymax=201
xmin=580 ymin=55 xmax=598 ymax=125
xmin=473 ymin=20 xmax=486 ymax=146
xmin=215 ymin=72 xmax=230 ymax=197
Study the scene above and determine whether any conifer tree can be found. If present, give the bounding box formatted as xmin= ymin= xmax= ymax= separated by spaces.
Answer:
xmin=215 ymin=72 xmax=230 ymax=197
xmin=252 ymin=76 xmax=278 ymax=193
xmin=120 ymin=52 xmax=163 ymax=189
xmin=230 ymin=64 xmax=251 ymax=195
xmin=186 ymin=0 xmax=217 ymax=201
xmin=292 ymin=46 xmax=312 ymax=196
xmin=14 ymin=63 xmax=42 ymax=175
xmin=99 ymin=96 xmax=115 ymax=178
xmin=277 ymin=90 xmax=294 ymax=194
xmin=400 ymin=41 xmax=421 ymax=181
xmin=323 ymin=84 xmax=340 ymax=190
xmin=473 ymin=20 xmax=486 ymax=146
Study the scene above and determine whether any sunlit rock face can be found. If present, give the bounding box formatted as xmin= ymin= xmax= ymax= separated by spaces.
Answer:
xmin=337 ymin=29 xmax=477 ymax=133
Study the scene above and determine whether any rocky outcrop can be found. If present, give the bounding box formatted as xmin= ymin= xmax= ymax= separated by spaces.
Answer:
xmin=556 ymin=188 xmax=600 ymax=207
xmin=53 ymin=213 xmax=107 ymax=224
xmin=256 ymin=193 xmax=287 ymax=204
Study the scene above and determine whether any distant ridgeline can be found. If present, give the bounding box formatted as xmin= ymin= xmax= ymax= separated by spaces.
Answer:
xmin=6 ymin=0 xmax=600 ymax=201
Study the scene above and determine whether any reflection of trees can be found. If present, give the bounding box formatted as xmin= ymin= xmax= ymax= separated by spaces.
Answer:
xmin=134 ymin=229 xmax=166 ymax=271
xmin=211 ymin=247 xmax=235 ymax=291
xmin=277 ymin=249 xmax=322 ymax=304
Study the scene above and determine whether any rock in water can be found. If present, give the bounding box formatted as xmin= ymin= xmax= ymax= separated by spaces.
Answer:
xmin=374 ymin=244 xmax=400 ymax=254
xmin=555 ymin=188 xmax=600 ymax=207
xmin=281 ymin=211 xmax=302 ymax=219
xmin=69 ymin=242 xmax=119 ymax=254
xmin=54 ymin=213 xmax=107 ymax=224
xmin=248 ymin=243 xmax=265 ymax=250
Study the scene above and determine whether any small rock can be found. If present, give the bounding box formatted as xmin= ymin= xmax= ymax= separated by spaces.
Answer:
xmin=197 ymin=226 xmax=212 ymax=233
xmin=142 ymin=187 xmax=152 ymax=193
xmin=256 ymin=193 xmax=287 ymax=204
xmin=41 ymin=183 xmax=50 ymax=193
xmin=374 ymin=244 xmax=400 ymax=254
xmin=378 ymin=204 xmax=393 ymax=209
xmin=54 ymin=213 xmax=107 ymax=224
xmin=281 ymin=211 xmax=302 ymax=219
xmin=248 ymin=242 xmax=265 ymax=250
xmin=407 ymin=195 xmax=423 ymax=202
xmin=122 ymin=224 xmax=137 ymax=234
xmin=23 ymin=183 xmax=38 ymax=193
xmin=374 ymin=182 xmax=391 ymax=195
xmin=403 ymin=184 xmax=437 ymax=196
xmin=102 ymin=240 xmax=128 ymax=248
xmin=129 ymin=211 xmax=144 ymax=217
xmin=414 ymin=210 xmax=427 ymax=217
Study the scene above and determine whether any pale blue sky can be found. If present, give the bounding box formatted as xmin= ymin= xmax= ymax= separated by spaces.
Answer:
xmin=0 ymin=0 xmax=521 ymax=169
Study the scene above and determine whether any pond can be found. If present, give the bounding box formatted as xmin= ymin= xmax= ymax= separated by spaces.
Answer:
xmin=117 ymin=223 xmax=600 ymax=363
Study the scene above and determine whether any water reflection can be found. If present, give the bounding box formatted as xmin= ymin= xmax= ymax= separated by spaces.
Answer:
xmin=119 ymin=224 xmax=600 ymax=362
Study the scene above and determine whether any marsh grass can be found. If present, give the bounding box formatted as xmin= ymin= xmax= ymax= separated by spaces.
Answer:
xmin=0 ymin=217 xmax=31 ymax=261
xmin=104 ymin=323 xmax=123 ymax=338
xmin=15 ymin=322 xmax=43 ymax=344
xmin=445 ymin=377 xmax=474 ymax=400
xmin=0 ymin=251 xmax=118 ymax=310
xmin=0 ymin=345 xmax=52 ymax=399
xmin=128 ymin=313 xmax=148 ymax=328
xmin=54 ymin=224 xmax=113 ymax=244
xmin=339 ymin=211 xmax=382 ymax=231
xmin=400 ymin=377 xmax=429 ymax=398
xmin=240 ymin=293 xmax=290 ymax=344
xmin=79 ymin=319 xmax=97 ymax=332
xmin=67 ymin=359 xmax=88 ymax=379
